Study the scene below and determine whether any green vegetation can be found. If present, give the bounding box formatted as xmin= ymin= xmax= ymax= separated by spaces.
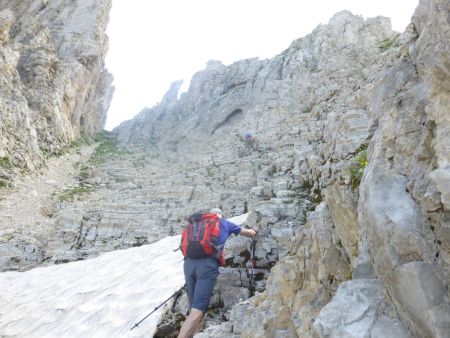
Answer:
xmin=59 ymin=186 xmax=93 ymax=202
xmin=0 ymin=157 xmax=11 ymax=189
xmin=377 ymin=35 xmax=398 ymax=51
xmin=0 ymin=156 xmax=12 ymax=169
xmin=0 ymin=178 xmax=7 ymax=188
xmin=354 ymin=143 xmax=368 ymax=154
xmin=69 ymin=137 xmax=91 ymax=150
xmin=89 ymin=130 xmax=126 ymax=165
xmin=79 ymin=166 xmax=91 ymax=180
xmin=349 ymin=145 xmax=369 ymax=191
xmin=58 ymin=131 xmax=125 ymax=202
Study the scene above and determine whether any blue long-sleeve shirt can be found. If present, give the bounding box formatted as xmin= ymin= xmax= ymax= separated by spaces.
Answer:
xmin=215 ymin=218 xmax=241 ymax=252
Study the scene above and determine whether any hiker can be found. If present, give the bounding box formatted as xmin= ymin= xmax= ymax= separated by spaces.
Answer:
xmin=244 ymin=130 xmax=257 ymax=155
xmin=178 ymin=208 xmax=257 ymax=338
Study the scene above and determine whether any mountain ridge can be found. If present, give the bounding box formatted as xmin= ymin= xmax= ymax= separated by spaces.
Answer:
xmin=0 ymin=0 xmax=449 ymax=336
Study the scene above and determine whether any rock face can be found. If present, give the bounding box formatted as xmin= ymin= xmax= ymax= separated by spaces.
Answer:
xmin=114 ymin=1 xmax=449 ymax=337
xmin=0 ymin=0 xmax=113 ymax=180
xmin=0 ymin=0 xmax=449 ymax=337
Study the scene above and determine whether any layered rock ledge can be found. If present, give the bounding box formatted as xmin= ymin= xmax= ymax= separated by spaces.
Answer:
xmin=0 ymin=0 xmax=448 ymax=337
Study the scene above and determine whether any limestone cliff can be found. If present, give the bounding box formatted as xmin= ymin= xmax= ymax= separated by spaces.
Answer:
xmin=0 ymin=0 xmax=113 ymax=181
xmin=0 ymin=0 xmax=448 ymax=337
xmin=115 ymin=0 xmax=450 ymax=337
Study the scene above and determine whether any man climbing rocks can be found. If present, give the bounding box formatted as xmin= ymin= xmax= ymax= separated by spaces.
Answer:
xmin=178 ymin=208 xmax=257 ymax=338
xmin=244 ymin=130 xmax=257 ymax=155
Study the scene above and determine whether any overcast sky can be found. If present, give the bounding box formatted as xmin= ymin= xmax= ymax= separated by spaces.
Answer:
xmin=104 ymin=0 xmax=419 ymax=130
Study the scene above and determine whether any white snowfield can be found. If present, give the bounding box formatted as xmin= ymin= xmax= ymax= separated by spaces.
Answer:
xmin=0 ymin=213 xmax=249 ymax=338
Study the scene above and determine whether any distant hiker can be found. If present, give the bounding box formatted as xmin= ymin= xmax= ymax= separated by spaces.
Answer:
xmin=178 ymin=208 xmax=257 ymax=338
xmin=244 ymin=130 xmax=257 ymax=155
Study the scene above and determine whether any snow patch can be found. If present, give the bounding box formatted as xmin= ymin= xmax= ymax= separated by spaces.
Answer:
xmin=0 ymin=213 xmax=250 ymax=337
xmin=0 ymin=235 xmax=184 ymax=337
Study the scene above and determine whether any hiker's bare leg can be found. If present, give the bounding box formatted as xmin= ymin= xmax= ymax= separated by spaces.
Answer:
xmin=193 ymin=314 xmax=206 ymax=335
xmin=178 ymin=308 xmax=204 ymax=338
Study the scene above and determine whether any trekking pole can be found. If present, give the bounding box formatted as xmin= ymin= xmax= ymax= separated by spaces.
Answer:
xmin=130 ymin=284 xmax=186 ymax=331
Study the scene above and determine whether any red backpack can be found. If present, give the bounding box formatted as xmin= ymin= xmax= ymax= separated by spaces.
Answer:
xmin=180 ymin=212 xmax=224 ymax=265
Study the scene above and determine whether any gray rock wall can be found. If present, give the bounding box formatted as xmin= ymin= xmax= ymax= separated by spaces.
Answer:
xmin=0 ymin=0 xmax=448 ymax=337
xmin=115 ymin=1 xmax=449 ymax=337
xmin=0 ymin=0 xmax=113 ymax=179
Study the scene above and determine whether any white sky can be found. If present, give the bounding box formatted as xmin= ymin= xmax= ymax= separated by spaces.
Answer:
xmin=104 ymin=0 xmax=419 ymax=130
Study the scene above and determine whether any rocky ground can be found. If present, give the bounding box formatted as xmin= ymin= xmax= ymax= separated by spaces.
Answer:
xmin=0 ymin=143 xmax=95 ymax=269
xmin=0 ymin=0 xmax=449 ymax=337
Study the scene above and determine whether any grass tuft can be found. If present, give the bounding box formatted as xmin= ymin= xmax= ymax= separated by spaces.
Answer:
xmin=349 ymin=146 xmax=369 ymax=191
xmin=88 ymin=131 xmax=127 ymax=165
xmin=0 ymin=179 xmax=7 ymax=188
xmin=0 ymin=156 xmax=12 ymax=169
xmin=377 ymin=35 xmax=398 ymax=51
xmin=59 ymin=186 xmax=93 ymax=202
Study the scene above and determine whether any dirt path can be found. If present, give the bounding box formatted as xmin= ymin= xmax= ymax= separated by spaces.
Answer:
xmin=0 ymin=145 xmax=95 ymax=236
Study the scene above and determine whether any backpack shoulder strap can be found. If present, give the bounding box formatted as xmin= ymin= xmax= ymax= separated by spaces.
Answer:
xmin=187 ymin=212 xmax=204 ymax=223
